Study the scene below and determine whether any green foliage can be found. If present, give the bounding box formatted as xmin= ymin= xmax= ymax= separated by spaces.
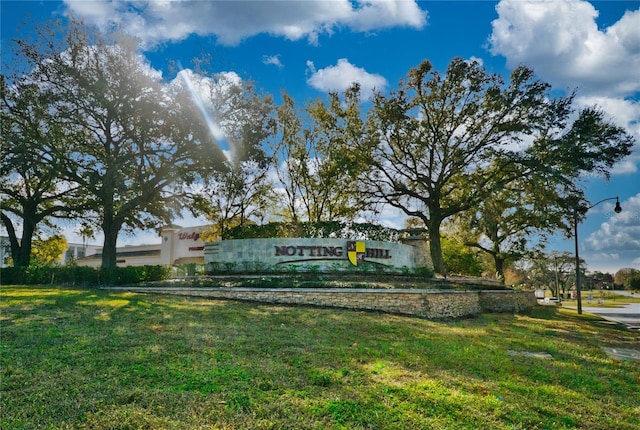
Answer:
xmin=524 ymin=252 xmax=578 ymax=295
xmin=529 ymin=107 xmax=634 ymax=183
xmin=455 ymin=178 xmax=558 ymax=279
xmin=442 ymin=238 xmax=484 ymax=276
xmin=354 ymin=58 xmax=633 ymax=277
xmin=0 ymin=266 xmax=48 ymax=285
xmin=224 ymin=262 xmax=238 ymax=272
xmin=31 ymin=235 xmax=68 ymax=266
xmin=271 ymin=89 xmax=371 ymax=223
xmin=9 ymin=20 xmax=243 ymax=268
xmin=0 ymin=267 xmax=25 ymax=285
xmin=225 ymin=220 xmax=402 ymax=241
xmin=0 ymin=265 xmax=172 ymax=286
xmin=626 ymin=276 xmax=640 ymax=291
xmin=5 ymin=27 xmax=633 ymax=275
xmin=414 ymin=266 xmax=436 ymax=278
xmin=615 ymin=268 xmax=640 ymax=290
xmin=191 ymin=84 xmax=276 ymax=239
xmin=102 ymin=265 xmax=170 ymax=284
xmin=358 ymin=58 xmax=560 ymax=275
xmin=60 ymin=265 xmax=100 ymax=284
xmin=1 ymin=66 xmax=83 ymax=268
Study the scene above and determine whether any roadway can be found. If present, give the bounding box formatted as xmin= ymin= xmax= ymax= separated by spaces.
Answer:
xmin=575 ymin=291 xmax=640 ymax=330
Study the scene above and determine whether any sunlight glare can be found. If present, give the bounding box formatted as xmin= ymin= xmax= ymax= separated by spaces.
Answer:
xmin=178 ymin=64 xmax=234 ymax=163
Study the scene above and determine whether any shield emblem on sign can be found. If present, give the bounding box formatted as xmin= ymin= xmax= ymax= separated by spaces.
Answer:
xmin=347 ymin=241 xmax=365 ymax=266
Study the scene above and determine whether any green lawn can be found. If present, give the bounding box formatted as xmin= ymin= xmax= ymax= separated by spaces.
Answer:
xmin=560 ymin=291 xmax=640 ymax=308
xmin=1 ymin=286 xmax=638 ymax=429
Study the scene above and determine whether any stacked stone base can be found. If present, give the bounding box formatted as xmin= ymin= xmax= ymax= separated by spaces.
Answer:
xmin=107 ymin=286 xmax=537 ymax=319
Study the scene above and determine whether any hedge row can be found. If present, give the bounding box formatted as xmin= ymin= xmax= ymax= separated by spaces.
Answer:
xmin=224 ymin=221 xmax=403 ymax=241
xmin=0 ymin=265 xmax=173 ymax=286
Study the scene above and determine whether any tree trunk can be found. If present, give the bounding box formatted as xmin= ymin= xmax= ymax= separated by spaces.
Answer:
xmin=1 ymin=214 xmax=21 ymax=266
xmin=101 ymin=206 xmax=122 ymax=268
xmin=100 ymin=169 xmax=120 ymax=268
xmin=10 ymin=214 xmax=35 ymax=268
xmin=17 ymin=219 xmax=35 ymax=267
xmin=101 ymin=224 xmax=119 ymax=268
xmin=428 ymin=218 xmax=445 ymax=276
xmin=494 ymin=256 xmax=505 ymax=280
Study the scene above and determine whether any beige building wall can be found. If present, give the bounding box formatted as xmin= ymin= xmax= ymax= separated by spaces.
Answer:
xmin=76 ymin=225 xmax=206 ymax=267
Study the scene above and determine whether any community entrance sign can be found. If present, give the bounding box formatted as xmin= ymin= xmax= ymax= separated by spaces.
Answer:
xmin=204 ymin=238 xmax=431 ymax=273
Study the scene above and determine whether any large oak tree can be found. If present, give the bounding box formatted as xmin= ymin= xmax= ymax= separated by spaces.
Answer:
xmin=17 ymin=20 xmax=219 ymax=267
xmin=359 ymin=58 xmax=556 ymax=274
xmin=0 ymin=73 xmax=83 ymax=267
xmin=461 ymin=107 xmax=633 ymax=278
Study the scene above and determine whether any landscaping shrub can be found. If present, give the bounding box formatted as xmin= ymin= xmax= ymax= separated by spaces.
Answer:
xmin=0 ymin=266 xmax=26 ymax=285
xmin=0 ymin=264 xmax=172 ymax=286
xmin=413 ymin=266 xmax=435 ymax=278
xmin=99 ymin=266 xmax=139 ymax=285
xmin=145 ymin=264 xmax=173 ymax=281
xmin=98 ymin=265 xmax=172 ymax=285
xmin=24 ymin=265 xmax=55 ymax=284
xmin=52 ymin=265 xmax=99 ymax=285
xmin=224 ymin=221 xmax=403 ymax=242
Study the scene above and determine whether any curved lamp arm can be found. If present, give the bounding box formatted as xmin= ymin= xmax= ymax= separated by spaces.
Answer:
xmin=587 ymin=196 xmax=622 ymax=212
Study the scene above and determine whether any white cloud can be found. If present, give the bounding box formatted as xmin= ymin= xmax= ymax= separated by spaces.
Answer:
xmin=589 ymin=253 xmax=620 ymax=263
xmin=489 ymin=0 xmax=640 ymax=97
xmin=346 ymin=0 xmax=427 ymax=32
xmin=575 ymin=95 xmax=640 ymax=175
xmin=584 ymin=193 xmax=640 ymax=252
xmin=489 ymin=1 xmax=640 ymax=176
xmin=306 ymin=60 xmax=316 ymax=74
xmin=467 ymin=56 xmax=484 ymax=66
xmin=263 ymin=55 xmax=284 ymax=69
xmin=369 ymin=205 xmax=407 ymax=230
xmin=306 ymin=58 xmax=387 ymax=98
xmin=609 ymin=159 xmax=638 ymax=175
xmin=63 ymin=0 xmax=426 ymax=47
xmin=576 ymin=95 xmax=640 ymax=140
xmin=62 ymin=0 xmax=121 ymax=29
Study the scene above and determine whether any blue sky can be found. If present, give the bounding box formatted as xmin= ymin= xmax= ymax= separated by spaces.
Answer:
xmin=2 ymin=0 xmax=639 ymax=274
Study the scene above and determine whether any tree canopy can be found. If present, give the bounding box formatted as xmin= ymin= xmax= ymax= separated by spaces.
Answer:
xmin=7 ymin=20 xmax=225 ymax=267
xmin=0 ymin=70 xmax=83 ymax=267
xmin=271 ymin=88 xmax=372 ymax=224
xmin=2 ymin=21 xmax=634 ymax=273
xmin=356 ymin=59 xmax=564 ymax=274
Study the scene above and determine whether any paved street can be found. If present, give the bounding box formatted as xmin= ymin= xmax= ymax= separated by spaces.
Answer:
xmin=570 ymin=292 xmax=640 ymax=329
xmin=579 ymin=303 xmax=640 ymax=328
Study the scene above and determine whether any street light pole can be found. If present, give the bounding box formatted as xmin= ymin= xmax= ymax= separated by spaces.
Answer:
xmin=574 ymin=209 xmax=582 ymax=313
xmin=574 ymin=196 xmax=622 ymax=314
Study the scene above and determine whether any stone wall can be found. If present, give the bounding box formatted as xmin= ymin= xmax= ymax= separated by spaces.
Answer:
xmin=400 ymin=237 xmax=432 ymax=270
xmin=108 ymin=286 xmax=536 ymax=319
xmin=479 ymin=290 xmax=538 ymax=313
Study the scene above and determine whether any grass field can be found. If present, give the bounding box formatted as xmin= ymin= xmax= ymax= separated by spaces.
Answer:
xmin=1 ymin=285 xmax=638 ymax=429
xmin=562 ymin=291 xmax=640 ymax=308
